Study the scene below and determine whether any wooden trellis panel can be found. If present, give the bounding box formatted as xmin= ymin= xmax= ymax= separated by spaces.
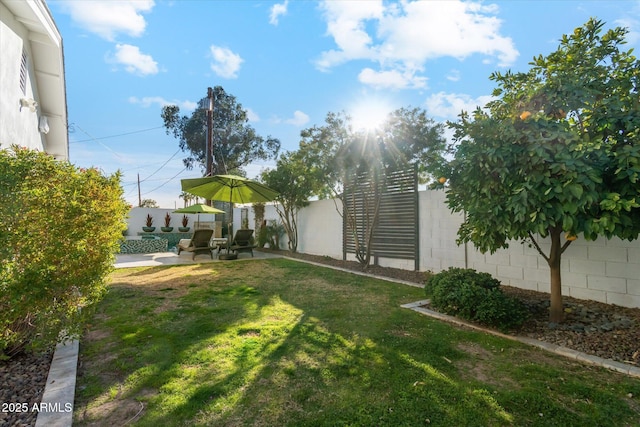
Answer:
xmin=343 ymin=166 xmax=419 ymax=270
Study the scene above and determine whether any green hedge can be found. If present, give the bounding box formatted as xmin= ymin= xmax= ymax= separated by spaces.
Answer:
xmin=0 ymin=146 xmax=129 ymax=358
xmin=425 ymin=267 xmax=529 ymax=331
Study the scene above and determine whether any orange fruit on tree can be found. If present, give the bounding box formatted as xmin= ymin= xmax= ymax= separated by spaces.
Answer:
xmin=438 ymin=177 xmax=447 ymax=184
xmin=520 ymin=111 xmax=532 ymax=120
xmin=565 ymin=233 xmax=578 ymax=241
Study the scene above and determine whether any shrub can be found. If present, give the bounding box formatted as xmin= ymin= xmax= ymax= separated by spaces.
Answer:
xmin=0 ymin=146 xmax=129 ymax=358
xmin=425 ymin=267 xmax=529 ymax=330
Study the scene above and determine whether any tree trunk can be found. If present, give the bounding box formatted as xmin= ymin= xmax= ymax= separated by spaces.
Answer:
xmin=547 ymin=226 xmax=564 ymax=323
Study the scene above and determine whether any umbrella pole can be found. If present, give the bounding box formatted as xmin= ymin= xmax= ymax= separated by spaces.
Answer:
xmin=218 ymin=188 xmax=237 ymax=260
xmin=227 ymin=190 xmax=232 ymax=254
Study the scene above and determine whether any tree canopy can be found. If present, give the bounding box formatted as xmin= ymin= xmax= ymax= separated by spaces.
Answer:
xmin=299 ymin=107 xmax=447 ymax=199
xmin=296 ymin=107 xmax=446 ymax=266
xmin=443 ymin=19 xmax=639 ymax=322
xmin=161 ymin=86 xmax=280 ymax=176
xmin=260 ymin=150 xmax=316 ymax=252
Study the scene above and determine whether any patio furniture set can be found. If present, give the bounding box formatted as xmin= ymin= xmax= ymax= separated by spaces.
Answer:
xmin=177 ymin=228 xmax=257 ymax=260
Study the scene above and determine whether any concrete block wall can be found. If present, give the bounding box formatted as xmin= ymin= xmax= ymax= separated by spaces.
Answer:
xmin=291 ymin=191 xmax=640 ymax=309
xmin=295 ymin=198 xmax=343 ymax=258
xmin=130 ymin=192 xmax=639 ymax=308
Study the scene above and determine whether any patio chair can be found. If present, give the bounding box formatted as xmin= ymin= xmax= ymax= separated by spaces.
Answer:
xmin=177 ymin=229 xmax=214 ymax=260
xmin=219 ymin=229 xmax=257 ymax=257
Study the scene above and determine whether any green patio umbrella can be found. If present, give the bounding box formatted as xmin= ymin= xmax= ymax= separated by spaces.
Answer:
xmin=173 ymin=203 xmax=225 ymax=229
xmin=181 ymin=175 xmax=279 ymax=259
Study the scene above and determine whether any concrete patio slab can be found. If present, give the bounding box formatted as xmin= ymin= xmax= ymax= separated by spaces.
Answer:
xmin=115 ymin=249 xmax=281 ymax=268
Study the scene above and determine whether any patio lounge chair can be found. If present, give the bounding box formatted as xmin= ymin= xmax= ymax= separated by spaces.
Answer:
xmin=218 ymin=229 xmax=257 ymax=257
xmin=177 ymin=229 xmax=214 ymax=260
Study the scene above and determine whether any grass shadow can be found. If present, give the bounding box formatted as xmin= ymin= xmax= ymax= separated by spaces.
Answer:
xmin=75 ymin=259 xmax=640 ymax=426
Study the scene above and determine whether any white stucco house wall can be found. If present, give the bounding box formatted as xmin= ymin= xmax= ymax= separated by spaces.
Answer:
xmin=0 ymin=0 xmax=68 ymax=160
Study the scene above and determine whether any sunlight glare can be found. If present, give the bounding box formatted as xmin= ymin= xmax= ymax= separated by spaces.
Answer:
xmin=349 ymin=99 xmax=392 ymax=132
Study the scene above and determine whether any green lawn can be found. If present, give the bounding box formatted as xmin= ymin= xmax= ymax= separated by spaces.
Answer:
xmin=74 ymin=258 xmax=640 ymax=426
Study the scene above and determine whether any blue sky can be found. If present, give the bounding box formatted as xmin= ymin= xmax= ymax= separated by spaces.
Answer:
xmin=47 ymin=0 xmax=640 ymax=208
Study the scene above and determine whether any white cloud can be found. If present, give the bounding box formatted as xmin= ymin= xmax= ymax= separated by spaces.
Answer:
xmin=129 ymin=96 xmax=196 ymax=111
xmin=446 ymin=69 xmax=461 ymax=82
xmin=316 ymin=0 xmax=518 ymax=88
xmin=316 ymin=1 xmax=385 ymax=70
xmin=209 ymin=45 xmax=243 ymax=79
xmin=269 ymin=110 xmax=310 ymax=126
xmin=245 ymin=108 xmax=260 ymax=122
xmin=424 ymin=92 xmax=493 ymax=119
xmin=285 ymin=110 xmax=310 ymax=126
xmin=616 ymin=17 xmax=640 ymax=45
xmin=269 ymin=0 xmax=289 ymax=26
xmin=112 ymin=44 xmax=159 ymax=76
xmin=58 ymin=0 xmax=154 ymax=41
xmin=358 ymin=68 xmax=427 ymax=89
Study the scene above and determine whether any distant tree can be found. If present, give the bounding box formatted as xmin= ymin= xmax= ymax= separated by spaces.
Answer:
xmin=179 ymin=191 xmax=197 ymax=207
xmin=443 ymin=19 xmax=640 ymax=322
xmin=161 ymin=86 xmax=280 ymax=176
xmin=261 ymin=151 xmax=317 ymax=252
xmin=299 ymin=108 xmax=447 ymax=266
xmin=139 ymin=198 xmax=158 ymax=208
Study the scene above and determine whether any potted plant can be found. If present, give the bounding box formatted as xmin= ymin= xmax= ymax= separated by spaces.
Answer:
xmin=161 ymin=212 xmax=173 ymax=232
xmin=178 ymin=215 xmax=190 ymax=232
xmin=142 ymin=214 xmax=155 ymax=232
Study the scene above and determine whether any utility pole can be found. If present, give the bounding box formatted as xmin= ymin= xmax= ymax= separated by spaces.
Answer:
xmin=206 ymin=86 xmax=214 ymax=177
xmin=137 ymin=173 xmax=141 ymax=207
xmin=205 ymin=87 xmax=214 ymax=207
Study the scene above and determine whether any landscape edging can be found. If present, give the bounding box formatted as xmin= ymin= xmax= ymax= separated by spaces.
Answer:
xmin=282 ymin=256 xmax=640 ymax=379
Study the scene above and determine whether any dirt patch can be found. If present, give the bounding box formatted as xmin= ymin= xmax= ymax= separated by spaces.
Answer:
xmin=77 ymin=397 xmax=145 ymax=427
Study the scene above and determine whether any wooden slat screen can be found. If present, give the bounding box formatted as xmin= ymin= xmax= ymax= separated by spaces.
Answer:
xmin=343 ymin=166 xmax=419 ymax=270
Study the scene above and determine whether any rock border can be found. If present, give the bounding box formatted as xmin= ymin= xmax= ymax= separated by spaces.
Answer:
xmin=402 ymin=299 xmax=640 ymax=379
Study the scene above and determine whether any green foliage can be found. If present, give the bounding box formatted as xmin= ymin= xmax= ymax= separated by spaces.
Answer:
xmin=261 ymin=151 xmax=315 ymax=252
xmin=442 ymin=19 xmax=640 ymax=322
xmin=0 ymin=146 xmax=129 ymax=357
xmin=140 ymin=199 xmax=158 ymax=208
xmin=263 ymin=220 xmax=285 ymax=249
xmin=161 ymin=86 xmax=280 ymax=175
xmin=257 ymin=225 xmax=269 ymax=248
xmin=298 ymin=108 xmax=447 ymax=266
xmin=425 ymin=268 xmax=529 ymax=330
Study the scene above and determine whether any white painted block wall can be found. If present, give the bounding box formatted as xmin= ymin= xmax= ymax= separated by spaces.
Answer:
xmin=127 ymin=191 xmax=640 ymax=308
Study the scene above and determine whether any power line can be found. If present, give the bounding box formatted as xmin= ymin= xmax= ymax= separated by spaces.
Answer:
xmin=72 ymin=124 xmax=125 ymax=160
xmin=70 ymin=126 xmax=164 ymax=143
xmin=141 ymin=166 xmax=189 ymax=196
xmin=138 ymin=149 xmax=181 ymax=183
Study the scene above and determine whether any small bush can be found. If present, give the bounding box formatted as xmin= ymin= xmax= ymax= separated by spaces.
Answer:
xmin=0 ymin=146 xmax=129 ymax=358
xmin=425 ymin=267 xmax=529 ymax=330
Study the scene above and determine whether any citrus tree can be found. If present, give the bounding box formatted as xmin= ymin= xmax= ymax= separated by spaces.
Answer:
xmin=0 ymin=147 xmax=129 ymax=357
xmin=444 ymin=19 xmax=640 ymax=322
